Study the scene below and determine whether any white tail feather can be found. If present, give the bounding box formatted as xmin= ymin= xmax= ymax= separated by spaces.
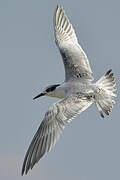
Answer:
xmin=95 ymin=69 xmax=117 ymax=118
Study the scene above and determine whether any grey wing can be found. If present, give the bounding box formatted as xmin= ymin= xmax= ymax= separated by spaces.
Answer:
xmin=54 ymin=5 xmax=93 ymax=82
xmin=21 ymin=94 xmax=93 ymax=175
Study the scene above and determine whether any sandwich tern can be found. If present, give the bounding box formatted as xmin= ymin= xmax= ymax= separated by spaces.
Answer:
xmin=21 ymin=5 xmax=117 ymax=175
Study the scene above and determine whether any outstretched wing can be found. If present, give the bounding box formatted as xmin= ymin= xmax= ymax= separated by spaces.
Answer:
xmin=54 ymin=5 xmax=93 ymax=82
xmin=21 ymin=94 xmax=93 ymax=175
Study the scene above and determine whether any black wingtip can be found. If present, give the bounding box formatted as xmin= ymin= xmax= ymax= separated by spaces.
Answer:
xmin=21 ymin=164 xmax=25 ymax=176
xmin=105 ymin=69 xmax=112 ymax=76
xmin=21 ymin=169 xmax=24 ymax=176
xmin=100 ymin=111 xmax=104 ymax=118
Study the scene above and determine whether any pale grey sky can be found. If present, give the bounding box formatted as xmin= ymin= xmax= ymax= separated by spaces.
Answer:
xmin=0 ymin=0 xmax=120 ymax=180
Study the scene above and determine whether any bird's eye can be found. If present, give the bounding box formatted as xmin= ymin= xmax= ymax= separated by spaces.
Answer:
xmin=46 ymin=88 xmax=51 ymax=92
xmin=46 ymin=85 xmax=60 ymax=93
xmin=46 ymin=86 xmax=55 ymax=92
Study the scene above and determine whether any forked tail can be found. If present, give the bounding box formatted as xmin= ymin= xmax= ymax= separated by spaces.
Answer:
xmin=95 ymin=69 xmax=117 ymax=118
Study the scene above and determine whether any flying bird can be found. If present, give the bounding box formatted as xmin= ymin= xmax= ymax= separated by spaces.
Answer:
xmin=21 ymin=5 xmax=117 ymax=175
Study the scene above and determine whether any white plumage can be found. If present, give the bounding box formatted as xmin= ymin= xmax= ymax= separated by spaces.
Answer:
xmin=21 ymin=5 xmax=117 ymax=175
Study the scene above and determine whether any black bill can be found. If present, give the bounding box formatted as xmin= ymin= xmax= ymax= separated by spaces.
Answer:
xmin=33 ymin=93 xmax=45 ymax=100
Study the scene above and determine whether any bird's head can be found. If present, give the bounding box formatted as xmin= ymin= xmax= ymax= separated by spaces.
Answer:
xmin=33 ymin=84 xmax=60 ymax=100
